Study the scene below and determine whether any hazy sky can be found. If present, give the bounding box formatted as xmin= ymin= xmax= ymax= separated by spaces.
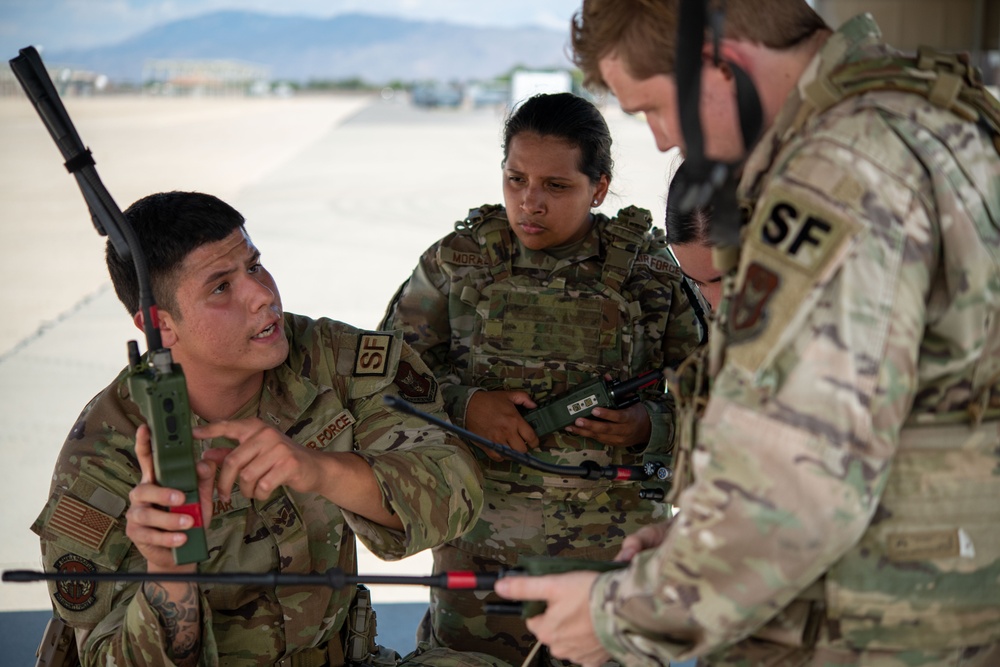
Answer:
xmin=0 ymin=0 xmax=584 ymax=55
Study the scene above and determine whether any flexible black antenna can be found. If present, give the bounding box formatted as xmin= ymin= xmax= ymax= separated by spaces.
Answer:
xmin=3 ymin=568 xmax=499 ymax=590
xmin=383 ymin=395 xmax=669 ymax=483
xmin=8 ymin=46 xmax=163 ymax=353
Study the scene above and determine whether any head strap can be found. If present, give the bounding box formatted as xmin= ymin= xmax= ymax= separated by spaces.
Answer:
xmin=674 ymin=0 xmax=762 ymax=246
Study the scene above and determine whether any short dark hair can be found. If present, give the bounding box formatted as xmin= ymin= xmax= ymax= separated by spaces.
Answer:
xmin=502 ymin=92 xmax=614 ymax=185
xmin=107 ymin=191 xmax=245 ymax=318
xmin=665 ymin=162 xmax=713 ymax=246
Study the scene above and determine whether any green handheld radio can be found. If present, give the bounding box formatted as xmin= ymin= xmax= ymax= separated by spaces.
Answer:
xmin=521 ymin=368 xmax=664 ymax=437
xmin=127 ymin=345 xmax=209 ymax=564
xmin=9 ymin=46 xmax=208 ymax=565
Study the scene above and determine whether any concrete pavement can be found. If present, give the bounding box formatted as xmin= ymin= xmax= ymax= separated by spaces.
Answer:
xmin=0 ymin=91 xmax=678 ymax=658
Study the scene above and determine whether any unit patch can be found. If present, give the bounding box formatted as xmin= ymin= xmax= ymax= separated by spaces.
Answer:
xmin=48 ymin=493 xmax=116 ymax=551
xmin=303 ymin=410 xmax=356 ymax=450
xmin=354 ymin=333 xmax=392 ymax=377
xmin=394 ymin=360 xmax=438 ymax=404
xmin=728 ymin=262 xmax=781 ymax=343
xmin=53 ymin=553 xmax=97 ymax=611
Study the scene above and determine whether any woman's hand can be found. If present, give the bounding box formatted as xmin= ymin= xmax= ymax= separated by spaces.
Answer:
xmin=465 ymin=390 xmax=539 ymax=460
xmin=565 ymin=401 xmax=652 ymax=448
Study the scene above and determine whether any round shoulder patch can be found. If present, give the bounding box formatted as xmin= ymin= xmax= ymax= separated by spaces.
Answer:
xmin=53 ymin=553 xmax=98 ymax=611
xmin=393 ymin=360 xmax=438 ymax=404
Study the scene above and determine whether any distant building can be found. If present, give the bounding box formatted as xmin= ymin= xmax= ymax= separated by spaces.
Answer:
xmin=1 ymin=62 xmax=106 ymax=97
xmin=142 ymin=59 xmax=271 ymax=96
xmin=509 ymin=70 xmax=573 ymax=109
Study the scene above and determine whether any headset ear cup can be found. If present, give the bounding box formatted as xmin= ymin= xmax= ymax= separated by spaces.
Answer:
xmin=706 ymin=167 xmax=742 ymax=247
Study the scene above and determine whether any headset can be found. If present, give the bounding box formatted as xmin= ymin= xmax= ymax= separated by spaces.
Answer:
xmin=671 ymin=0 xmax=763 ymax=246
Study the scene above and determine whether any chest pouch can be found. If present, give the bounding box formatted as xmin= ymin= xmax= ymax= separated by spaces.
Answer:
xmin=471 ymin=277 xmax=628 ymax=400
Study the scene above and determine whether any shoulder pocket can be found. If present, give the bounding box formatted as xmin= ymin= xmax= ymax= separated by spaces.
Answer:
xmin=728 ymin=181 xmax=863 ymax=375
xmin=34 ymin=483 xmax=133 ymax=622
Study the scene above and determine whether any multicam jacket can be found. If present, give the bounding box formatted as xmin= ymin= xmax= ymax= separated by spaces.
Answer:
xmin=382 ymin=204 xmax=704 ymax=663
xmin=591 ymin=14 xmax=1000 ymax=667
xmin=32 ymin=313 xmax=484 ymax=667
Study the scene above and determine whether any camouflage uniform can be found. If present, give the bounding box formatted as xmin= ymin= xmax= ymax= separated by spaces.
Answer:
xmin=32 ymin=313 xmax=492 ymax=667
xmin=382 ymin=205 xmax=705 ymax=665
xmin=589 ymin=14 xmax=1000 ymax=666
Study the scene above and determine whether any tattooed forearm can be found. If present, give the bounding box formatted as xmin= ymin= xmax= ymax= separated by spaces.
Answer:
xmin=143 ymin=581 xmax=202 ymax=667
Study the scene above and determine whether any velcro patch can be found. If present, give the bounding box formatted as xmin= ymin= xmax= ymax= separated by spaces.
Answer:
xmin=441 ymin=246 xmax=488 ymax=267
xmin=757 ymin=201 xmax=841 ymax=271
xmin=354 ymin=333 xmax=393 ymax=377
xmin=886 ymin=530 xmax=960 ymax=561
xmin=394 ymin=360 xmax=438 ymax=404
xmin=212 ymin=486 xmax=252 ymax=517
xmin=260 ymin=492 xmax=301 ymax=536
xmin=53 ymin=553 xmax=98 ymax=611
xmin=303 ymin=410 xmax=356 ymax=450
xmin=48 ymin=494 xmax=116 ymax=551
xmin=726 ymin=183 xmax=861 ymax=373
xmin=68 ymin=478 xmax=126 ymax=518
xmin=729 ymin=262 xmax=781 ymax=342
xmin=636 ymin=253 xmax=682 ymax=279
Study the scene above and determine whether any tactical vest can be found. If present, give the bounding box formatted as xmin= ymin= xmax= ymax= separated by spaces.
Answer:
xmin=440 ymin=204 xmax=672 ymax=478
xmin=671 ymin=48 xmax=1000 ymax=650
xmin=803 ymin=47 xmax=1000 ymax=651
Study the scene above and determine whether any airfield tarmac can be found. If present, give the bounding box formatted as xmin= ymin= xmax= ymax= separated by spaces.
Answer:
xmin=0 ymin=90 xmax=679 ymax=653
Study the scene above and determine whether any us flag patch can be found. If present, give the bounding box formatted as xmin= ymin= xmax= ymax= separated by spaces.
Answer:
xmin=49 ymin=494 xmax=116 ymax=551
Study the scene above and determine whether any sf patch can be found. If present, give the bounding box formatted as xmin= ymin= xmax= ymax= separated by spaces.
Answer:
xmin=727 ymin=184 xmax=861 ymax=374
xmin=53 ymin=553 xmax=98 ymax=611
xmin=759 ymin=202 xmax=834 ymax=271
xmin=394 ymin=360 xmax=438 ymax=404
xmin=354 ymin=333 xmax=392 ymax=377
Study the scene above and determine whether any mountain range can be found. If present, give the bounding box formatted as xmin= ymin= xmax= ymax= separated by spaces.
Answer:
xmin=44 ymin=11 xmax=574 ymax=84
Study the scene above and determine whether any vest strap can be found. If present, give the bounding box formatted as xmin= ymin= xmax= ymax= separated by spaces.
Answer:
xmin=600 ymin=206 xmax=652 ymax=292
